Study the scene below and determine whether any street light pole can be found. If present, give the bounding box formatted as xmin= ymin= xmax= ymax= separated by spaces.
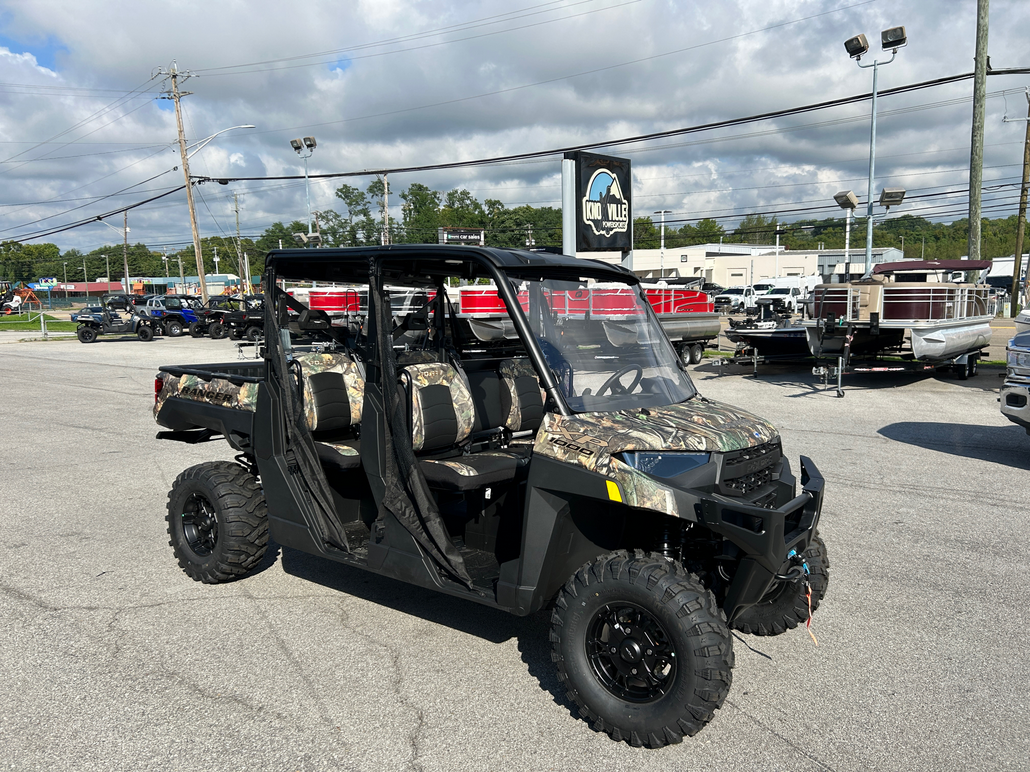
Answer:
xmin=290 ymin=137 xmax=317 ymax=235
xmin=846 ymin=27 xmax=906 ymax=276
xmin=63 ymin=262 xmax=68 ymax=300
xmin=104 ymin=254 xmax=110 ymax=292
xmin=654 ymin=210 xmax=671 ymax=279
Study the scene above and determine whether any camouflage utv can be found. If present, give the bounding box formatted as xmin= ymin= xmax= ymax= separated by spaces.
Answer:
xmin=152 ymin=245 xmax=828 ymax=748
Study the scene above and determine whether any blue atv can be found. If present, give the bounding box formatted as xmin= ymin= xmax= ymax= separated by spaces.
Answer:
xmin=143 ymin=295 xmax=203 ymax=337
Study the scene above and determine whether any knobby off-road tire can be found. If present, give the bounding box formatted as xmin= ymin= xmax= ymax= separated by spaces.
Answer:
xmin=550 ymin=551 xmax=734 ymax=748
xmin=164 ymin=319 xmax=184 ymax=337
xmin=188 ymin=321 xmax=206 ymax=338
xmin=76 ymin=326 xmax=98 ymax=343
xmin=245 ymin=325 xmax=262 ymax=342
xmin=208 ymin=322 xmax=226 ymax=339
xmin=137 ymin=324 xmax=154 ymax=341
xmin=166 ymin=461 xmax=268 ymax=583
xmin=732 ymin=534 xmax=830 ymax=636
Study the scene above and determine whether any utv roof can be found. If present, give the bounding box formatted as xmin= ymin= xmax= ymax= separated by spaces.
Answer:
xmin=265 ymin=245 xmax=636 ymax=285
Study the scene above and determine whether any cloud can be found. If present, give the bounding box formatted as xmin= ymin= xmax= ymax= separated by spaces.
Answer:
xmin=0 ymin=0 xmax=1028 ymax=255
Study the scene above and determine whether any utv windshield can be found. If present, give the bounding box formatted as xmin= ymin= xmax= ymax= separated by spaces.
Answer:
xmin=511 ymin=276 xmax=696 ymax=413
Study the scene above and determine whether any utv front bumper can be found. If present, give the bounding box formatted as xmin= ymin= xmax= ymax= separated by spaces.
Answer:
xmin=696 ymin=456 xmax=825 ymax=621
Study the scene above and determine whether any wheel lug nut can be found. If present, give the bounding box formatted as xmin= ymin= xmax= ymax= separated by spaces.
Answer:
xmin=646 ymin=649 xmax=653 ymax=656
xmin=631 ymin=668 xmax=637 ymax=674
xmin=611 ymin=647 xmax=617 ymax=653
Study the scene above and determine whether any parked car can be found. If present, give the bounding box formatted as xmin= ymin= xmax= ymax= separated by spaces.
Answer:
xmin=102 ymin=293 xmax=132 ymax=311
xmin=755 ymin=286 xmax=803 ymax=314
xmin=713 ymin=286 xmax=758 ymax=313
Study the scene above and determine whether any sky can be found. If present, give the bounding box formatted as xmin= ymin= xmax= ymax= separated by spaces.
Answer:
xmin=1 ymin=0 xmax=1029 ymax=256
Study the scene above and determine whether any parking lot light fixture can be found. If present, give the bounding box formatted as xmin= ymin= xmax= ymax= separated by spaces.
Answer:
xmin=846 ymin=25 xmax=906 ymax=276
xmin=835 ymin=190 xmax=859 ymax=278
xmin=291 ymin=136 xmax=317 ymax=235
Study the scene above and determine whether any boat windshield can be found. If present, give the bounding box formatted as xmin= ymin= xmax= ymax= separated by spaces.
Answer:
xmin=510 ymin=276 xmax=696 ymax=413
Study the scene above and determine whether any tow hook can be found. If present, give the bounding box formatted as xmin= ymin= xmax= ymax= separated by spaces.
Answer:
xmin=773 ymin=548 xmax=810 ymax=582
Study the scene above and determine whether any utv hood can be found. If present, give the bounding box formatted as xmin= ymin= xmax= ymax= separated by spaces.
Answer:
xmin=533 ymin=397 xmax=778 ymax=476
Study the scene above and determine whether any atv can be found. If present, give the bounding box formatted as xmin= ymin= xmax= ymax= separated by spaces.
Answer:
xmin=222 ymin=294 xmax=264 ymax=341
xmin=152 ymin=246 xmax=828 ymax=747
xmin=189 ymin=296 xmax=244 ymax=339
xmin=74 ymin=305 xmax=158 ymax=342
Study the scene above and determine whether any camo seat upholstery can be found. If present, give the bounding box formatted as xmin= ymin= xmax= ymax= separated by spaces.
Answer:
xmin=403 ymin=362 xmax=520 ymax=491
xmin=296 ymin=351 xmax=365 ymax=469
xmin=497 ymin=359 xmax=545 ymax=433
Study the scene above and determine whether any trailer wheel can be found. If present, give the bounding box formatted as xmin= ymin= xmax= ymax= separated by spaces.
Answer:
xmin=166 ymin=461 xmax=268 ymax=584
xmin=551 ymin=551 xmax=733 ymax=747
xmin=76 ymin=326 xmax=98 ymax=343
xmin=688 ymin=343 xmax=704 ymax=365
xmin=188 ymin=321 xmax=205 ymax=338
xmin=137 ymin=324 xmax=154 ymax=341
xmin=208 ymin=322 xmax=226 ymax=339
xmin=732 ymin=535 xmax=830 ymax=636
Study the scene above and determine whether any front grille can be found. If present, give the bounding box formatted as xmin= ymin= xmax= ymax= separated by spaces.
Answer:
xmin=718 ymin=440 xmax=781 ymax=499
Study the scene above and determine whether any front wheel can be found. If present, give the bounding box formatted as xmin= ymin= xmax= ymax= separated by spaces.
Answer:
xmin=732 ymin=534 xmax=830 ymax=636
xmin=188 ymin=321 xmax=206 ymax=338
xmin=245 ymin=325 xmax=262 ymax=341
xmin=208 ymin=322 xmax=226 ymax=339
xmin=76 ymin=326 xmax=98 ymax=343
xmin=166 ymin=461 xmax=269 ymax=583
xmin=551 ymin=551 xmax=734 ymax=747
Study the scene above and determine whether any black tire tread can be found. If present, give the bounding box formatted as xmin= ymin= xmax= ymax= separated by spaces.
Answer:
xmin=550 ymin=550 xmax=734 ymax=748
xmin=732 ymin=534 xmax=830 ymax=636
xmin=166 ymin=461 xmax=268 ymax=584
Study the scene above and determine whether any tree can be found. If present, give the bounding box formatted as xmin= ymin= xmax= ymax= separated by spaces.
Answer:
xmin=733 ymin=214 xmax=778 ymax=244
xmin=634 ymin=217 xmax=659 ymax=249
xmin=440 ymin=188 xmax=485 ymax=228
xmin=400 ymin=183 xmax=442 ymax=244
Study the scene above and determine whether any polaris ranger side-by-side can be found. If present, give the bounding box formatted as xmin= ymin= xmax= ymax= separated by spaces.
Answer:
xmin=152 ymin=246 xmax=828 ymax=748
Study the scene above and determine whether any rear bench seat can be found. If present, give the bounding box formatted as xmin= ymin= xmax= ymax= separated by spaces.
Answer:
xmin=295 ymin=351 xmax=364 ymax=470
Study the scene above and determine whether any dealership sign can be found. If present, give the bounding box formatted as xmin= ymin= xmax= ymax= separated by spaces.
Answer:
xmin=568 ymin=151 xmax=632 ymax=252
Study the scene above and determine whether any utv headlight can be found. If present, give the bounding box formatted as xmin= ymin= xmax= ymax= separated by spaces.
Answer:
xmin=616 ymin=451 xmax=711 ymax=478
xmin=1007 ymin=350 xmax=1030 ymax=368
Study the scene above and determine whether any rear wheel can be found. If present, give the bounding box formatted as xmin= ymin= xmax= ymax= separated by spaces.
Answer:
xmin=188 ymin=321 xmax=205 ymax=338
xmin=229 ymin=327 xmax=243 ymax=340
xmin=245 ymin=325 xmax=262 ymax=341
xmin=688 ymin=343 xmax=704 ymax=365
xmin=732 ymin=534 xmax=830 ymax=636
xmin=137 ymin=324 xmax=154 ymax=341
xmin=76 ymin=326 xmax=98 ymax=343
xmin=551 ymin=551 xmax=733 ymax=747
xmin=208 ymin=321 xmax=226 ymax=339
xmin=166 ymin=461 xmax=268 ymax=583
xmin=164 ymin=318 xmax=183 ymax=337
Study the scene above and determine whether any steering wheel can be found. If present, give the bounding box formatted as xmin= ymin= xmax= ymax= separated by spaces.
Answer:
xmin=597 ymin=364 xmax=643 ymax=396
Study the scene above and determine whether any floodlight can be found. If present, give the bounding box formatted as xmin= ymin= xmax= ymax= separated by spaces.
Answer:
xmin=878 ymin=187 xmax=906 ymax=208
xmin=834 ymin=190 xmax=859 ymax=210
xmin=293 ymin=232 xmax=307 ymax=244
xmin=881 ymin=26 xmax=907 ymax=51
xmin=303 ymin=136 xmax=317 ymax=149
xmin=844 ymin=34 xmax=869 ymax=59
xmin=290 ymin=138 xmax=303 ymax=152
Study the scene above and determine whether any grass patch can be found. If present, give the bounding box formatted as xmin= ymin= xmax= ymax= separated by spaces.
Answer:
xmin=0 ymin=314 xmax=77 ymax=332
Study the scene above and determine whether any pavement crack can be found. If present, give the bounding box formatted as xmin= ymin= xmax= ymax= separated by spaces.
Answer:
xmin=724 ymin=698 xmax=838 ymax=771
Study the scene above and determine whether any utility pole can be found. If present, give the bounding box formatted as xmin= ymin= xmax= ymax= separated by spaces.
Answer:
xmin=123 ymin=211 xmax=130 ymax=295
xmin=233 ymin=191 xmax=245 ymax=281
xmin=159 ymin=62 xmax=209 ymax=302
xmin=1011 ymin=91 xmax=1030 ymax=315
xmin=379 ymin=173 xmax=390 ymax=245
xmin=968 ymin=0 xmax=989 ymax=261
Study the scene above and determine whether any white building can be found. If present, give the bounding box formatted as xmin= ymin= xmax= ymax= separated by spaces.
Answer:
xmin=585 ymin=244 xmax=906 ymax=285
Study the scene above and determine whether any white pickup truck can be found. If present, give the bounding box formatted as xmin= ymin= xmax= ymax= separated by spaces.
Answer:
xmin=713 ymin=285 xmax=757 ymax=313
xmin=755 ymin=286 xmax=804 ymax=314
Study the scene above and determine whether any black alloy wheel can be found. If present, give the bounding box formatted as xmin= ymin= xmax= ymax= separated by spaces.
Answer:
xmin=166 ymin=461 xmax=269 ymax=583
xmin=188 ymin=321 xmax=206 ymax=338
xmin=551 ymin=550 xmax=734 ymax=747
xmin=208 ymin=322 xmax=226 ymax=339
xmin=586 ymin=602 xmax=677 ymax=703
xmin=245 ymin=325 xmax=262 ymax=341
xmin=76 ymin=326 xmax=98 ymax=343
xmin=137 ymin=324 xmax=154 ymax=341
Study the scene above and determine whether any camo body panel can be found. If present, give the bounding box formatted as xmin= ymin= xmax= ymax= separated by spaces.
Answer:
xmin=499 ymin=358 xmax=545 ymax=431
xmin=532 ymin=398 xmax=778 ymax=516
xmin=405 ymin=362 xmax=475 ymax=451
xmin=295 ymin=351 xmax=364 ymax=431
xmin=323 ymin=441 xmax=360 ymax=457
xmin=153 ymin=373 xmax=259 ymax=418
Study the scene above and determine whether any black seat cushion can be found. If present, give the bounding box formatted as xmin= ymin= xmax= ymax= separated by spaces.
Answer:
xmin=419 ymin=451 xmax=519 ymax=491
xmin=314 ymin=439 xmax=361 ymax=472
xmin=307 ymin=371 xmax=352 ymax=440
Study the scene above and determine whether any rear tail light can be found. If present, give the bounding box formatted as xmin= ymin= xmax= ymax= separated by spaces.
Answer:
xmin=155 ymin=375 xmax=164 ymax=404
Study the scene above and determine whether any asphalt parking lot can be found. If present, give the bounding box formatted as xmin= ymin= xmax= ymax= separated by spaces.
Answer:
xmin=1 ymin=334 xmax=1027 ymax=771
